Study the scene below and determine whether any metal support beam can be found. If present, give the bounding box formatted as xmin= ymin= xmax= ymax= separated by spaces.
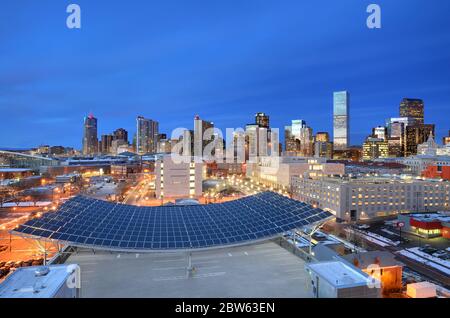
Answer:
xmin=186 ymin=252 xmax=194 ymax=278
xmin=308 ymin=218 xmax=334 ymax=259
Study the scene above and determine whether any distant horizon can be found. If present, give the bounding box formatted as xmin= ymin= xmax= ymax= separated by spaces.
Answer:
xmin=1 ymin=1 xmax=449 ymax=148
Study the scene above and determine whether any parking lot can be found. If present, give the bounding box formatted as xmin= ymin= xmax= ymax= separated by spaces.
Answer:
xmin=66 ymin=241 xmax=311 ymax=298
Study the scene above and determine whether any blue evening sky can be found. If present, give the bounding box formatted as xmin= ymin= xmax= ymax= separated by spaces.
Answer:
xmin=1 ymin=0 xmax=449 ymax=149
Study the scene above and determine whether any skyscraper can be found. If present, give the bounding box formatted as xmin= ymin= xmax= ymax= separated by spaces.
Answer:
xmin=136 ymin=116 xmax=159 ymax=155
xmin=255 ymin=112 xmax=270 ymax=129
xmin=245 ymin=124 xmax=268 ymax=159
xmin=284 ymin=120 xmax=313 ymax=156
xmin=315 ymin=132 xmax=330 ymax=143
xmin=362 ymin=137 xmax=389 ymax=160
xmin=405 ymin=124 xmax=435 ymax=156
xmin=372 ymin=126 xmax=388 ymax=140
xmin=194 ymin=116 xmax=214 ymax=159
xmin=333 ymin=91 xmax=350 ymax=150
xmin=82 ymin=114 xmax=98 ymax=155
xmin=113 ymin=128 xmax=128 ymax=143
xmin=400 ymin=98 xmax=424 ymax=124
xmin=101 ymin=134 xmax=114 ymax=154
xmin=314 ymin=132 xmax=333 ymax=158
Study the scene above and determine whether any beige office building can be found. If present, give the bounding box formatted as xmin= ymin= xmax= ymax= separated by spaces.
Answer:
xmin=155 ymin=155 xmax=204 ymax=199
xmin=292 ymin=176 xmax=450 ymax=221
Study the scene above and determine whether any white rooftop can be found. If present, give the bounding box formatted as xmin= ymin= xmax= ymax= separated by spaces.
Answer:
xmin=306 ymin=261 xmax=371 ymax=288
xmin=410 ymin=212 xmax=450 ymax=223
xmin=0 ymin=265 xmax=75 ymax=298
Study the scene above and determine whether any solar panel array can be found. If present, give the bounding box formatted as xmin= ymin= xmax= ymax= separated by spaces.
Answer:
xmin=14 ymin=192 xmax=332 ymax=252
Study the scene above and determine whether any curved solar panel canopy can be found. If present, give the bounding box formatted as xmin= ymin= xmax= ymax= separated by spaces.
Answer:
xmin=13 ymin=192 xmax=333 ymax=252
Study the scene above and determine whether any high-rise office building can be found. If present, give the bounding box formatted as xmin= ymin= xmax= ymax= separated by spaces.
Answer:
xmin=387 ymin=137 xmax=403 ymax=158
xmin=82 ymin=114 xmax=98 ymax=155
xmin=113 ymin=128 xmax=128 ymax=143
xmin=400 ymin=98 xmax=424 ymax=124
xmin=284 ymin=120 xmax=313 ymax=156
xmin=362 ymin=137 xmax=389 ymax=160
xmin=255 ymin=112 xmax=270 ymax=129
xmin=333 ymin=91 xmax=350 ymax=150
xmin=101 ymin=134 xmax=114 ymax=154
xmin=285 ymin=121 xmax=301 ymax=154
xmin=194 ymin=116 xmax=214 ymax=159
xmin=181 ymin=129 xmax=194 ymax=157
xmin=246 ymin=124 xmax=268 ymax=159
xmin=315 ymin=132 xmax=330 ymax=143
xmin=405 ymin=124 xmax=435 ymax=156
xmin=314 ymin=142 xmax=333 ymax=159
xmin=136 ymin=116 xmax=159 ymax=155
xmin=372 ymin=126 xmax=388 ymax=140
xmin=314 ymin=132 xmax=333 ymax=158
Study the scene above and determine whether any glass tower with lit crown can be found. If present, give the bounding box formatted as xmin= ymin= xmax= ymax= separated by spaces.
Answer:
xmin=333 ymin=91 xmax=350 ymax=150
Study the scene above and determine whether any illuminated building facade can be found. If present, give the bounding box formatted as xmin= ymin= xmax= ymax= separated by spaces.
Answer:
xmin=405 ymin=124 xmax=435 ymax=156
xmin=399 ymin=98 xmax=424 ymax=124
xmin=362 ymin=137 xmax=389 ymax=160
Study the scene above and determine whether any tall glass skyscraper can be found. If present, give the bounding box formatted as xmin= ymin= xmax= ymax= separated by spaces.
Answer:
xmin=136 ymin=116 xmax=159 ymax=155
xmin=82 ymin=114 xmax=98 ymax=155
xmin=333 ymin=91 xmax=350 ymax=150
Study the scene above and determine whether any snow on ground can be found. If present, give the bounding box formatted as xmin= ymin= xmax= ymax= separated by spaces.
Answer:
xmin=407 ymin=247 xmax=450 ymax=270
xmin=398 ymin=250 xmax=450 ymax=276
xmin=381 ymin=228 xmax=400 ymax=237
xmin=344 ymin=228 xmax=391 ymax=247
xmin=363 ymin=231 xmax=400 ymax=246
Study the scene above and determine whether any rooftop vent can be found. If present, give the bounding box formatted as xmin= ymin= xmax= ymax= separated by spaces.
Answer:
xmin=35 ymin=266 xmax=50 ymax=277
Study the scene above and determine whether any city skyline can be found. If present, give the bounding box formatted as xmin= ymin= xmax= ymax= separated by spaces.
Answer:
xmin=1 ymin=1 xmax=450 ymax=148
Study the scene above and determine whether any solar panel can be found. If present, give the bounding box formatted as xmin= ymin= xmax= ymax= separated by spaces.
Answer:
xmin=13 ymin=191 xmax=333 ymax=252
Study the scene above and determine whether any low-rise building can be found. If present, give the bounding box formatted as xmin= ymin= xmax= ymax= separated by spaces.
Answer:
xmin=422 ymin=165 xmax=450 ymax=181
xmin=0 ymin=265 xmax=80 ymax=298
xmin=305 ymin=261 xmax=380 ymax=298
xmin=397 ymin=212 xmax=450 ymax=238
xmin=400 ymin=155 xmax=450 ymax=175
xmin=341 ymin=251 xmax=404 ymax=294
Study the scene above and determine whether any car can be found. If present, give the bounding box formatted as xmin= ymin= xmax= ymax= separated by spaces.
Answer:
xmin=357 ymin=224 xmax=370 ymax=230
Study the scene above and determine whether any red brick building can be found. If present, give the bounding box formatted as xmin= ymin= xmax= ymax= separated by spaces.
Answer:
xmin=422 ymin=165 xmax=450 ymax=181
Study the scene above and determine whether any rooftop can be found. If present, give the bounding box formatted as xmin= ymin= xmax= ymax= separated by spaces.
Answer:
xmin=409 ymin=212 xmax=450 ymax=223
xmin=0 ymin=265 xmax=75 ymax=298
xmin=306 ymin=261 xmax=371 ymax=288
